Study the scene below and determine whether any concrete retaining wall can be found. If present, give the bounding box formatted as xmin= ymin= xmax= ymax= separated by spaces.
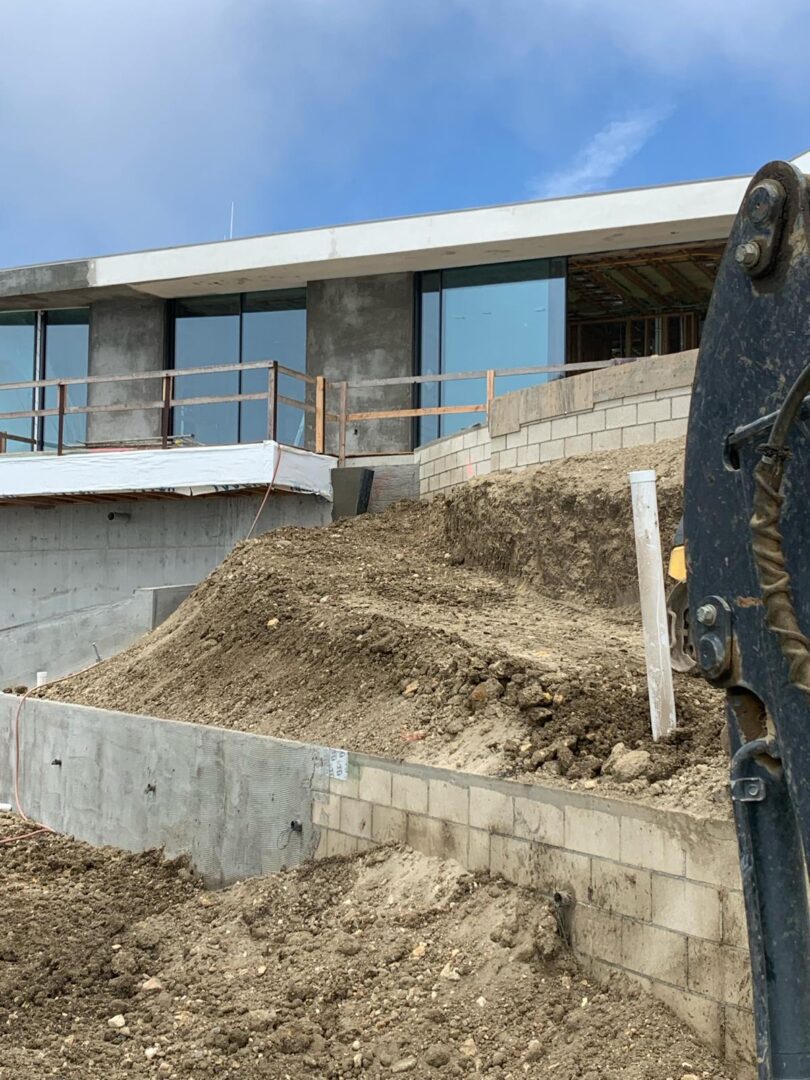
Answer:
xmin=0 ymin=695 xmax=327 ymax=887
xmin=0 ymin=490 xmax=329 ymax=628
xmin=0 ymin=693 xmax=753 ymax=1071
xmin=415 ymin=424 xmax=492 ymax=498
xmin=0 ymin=583 xmax=194 ymax=688
xmin=415 ymin=351 xmax=696 ymax=498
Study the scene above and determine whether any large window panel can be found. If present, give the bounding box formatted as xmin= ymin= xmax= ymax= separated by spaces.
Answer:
xmin=419 ymin=259 xmax=566 ymax=440
xmin=173 ymin=296 xmax=240 ymax=445
xmin=241 ymin=289 xmax=307 ymax=445
xmin=43 ymin=309 xmax=89 ymax=449
xmin=0 ymin=312 xmax=36 ymax=450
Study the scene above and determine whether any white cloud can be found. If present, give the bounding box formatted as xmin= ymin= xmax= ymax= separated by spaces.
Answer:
xmin=531 ymin=109 xmax=669 ymax=198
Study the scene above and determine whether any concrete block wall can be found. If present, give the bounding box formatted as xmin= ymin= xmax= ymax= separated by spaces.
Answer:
xmin=489 ymin=384 xmax=691 ymax=471
xmin=314 ymin=754 xmax=753 ymax=1074
xmin=415 ymin=423 xmax=491 ymax=497
xmin=415 ymin=352 xmax=697 ymax=499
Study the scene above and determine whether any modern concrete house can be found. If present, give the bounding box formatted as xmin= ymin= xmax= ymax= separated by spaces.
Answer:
xmin=1 ymin=150 xmax=807 ymax=682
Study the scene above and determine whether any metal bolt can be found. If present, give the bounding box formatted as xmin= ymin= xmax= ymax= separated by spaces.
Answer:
xmin=747 ymin=180 xmax=784 ymax=226
xmin=696 ymin=603 xmax=718 ymax=626
xmin=698 ymin=634 xmax=727 ymax=677
xmin=735 ymin=241 xmax=761 ymax=269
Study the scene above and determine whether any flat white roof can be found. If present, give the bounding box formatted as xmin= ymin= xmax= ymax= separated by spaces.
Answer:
xmin=7 ymin=154 xmax=809 ymax=305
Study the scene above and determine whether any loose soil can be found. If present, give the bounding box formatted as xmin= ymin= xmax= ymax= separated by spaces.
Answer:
xmin=44 ymin=438 xmax=728 ymax=816
xmin=0 ymin=819 xmax=735 ymax=1078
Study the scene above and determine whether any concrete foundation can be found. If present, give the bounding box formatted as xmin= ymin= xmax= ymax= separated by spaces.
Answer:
xmin=0 ymin=491 xmax=329 ymax=628
xmin=87 ymin=297 xmax=167 ymax=444
xmin=306 ymin=273 xmax=414 ymax=455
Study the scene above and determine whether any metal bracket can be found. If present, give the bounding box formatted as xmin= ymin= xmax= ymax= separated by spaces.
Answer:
xmin=731 ymin=777 xmax=767 ymax=802
xmin=734 ymin=179 xmax=786 ymax=278
xmin=693 ymin=594 xmax=733 ymax=679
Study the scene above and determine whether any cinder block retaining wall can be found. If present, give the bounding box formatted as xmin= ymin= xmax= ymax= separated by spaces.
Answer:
xmin=416 ymin=350 xmax=696 ymax=498
xmin=0 ymin=693 xmax=752 ymax=1073
xmin=315 ymin=754 xmax=753 ymax=1073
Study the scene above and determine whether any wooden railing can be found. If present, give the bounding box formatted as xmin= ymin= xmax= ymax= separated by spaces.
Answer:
xmin=331 ymin=360 xmax=615 ymax=462
xmin=0 ymin=362 xmax=330 ymax=456
xmin=0 ymin=358 xmax=616 ymax=459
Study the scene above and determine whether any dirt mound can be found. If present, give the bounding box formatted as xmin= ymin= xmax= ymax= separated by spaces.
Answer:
xmin=0 ymin=821 xmax=735 ymax=1078
xmin=45 ymin=439 xmax=728 ymax=814
xmin=445 ymin=438 xmax=685 ymax=606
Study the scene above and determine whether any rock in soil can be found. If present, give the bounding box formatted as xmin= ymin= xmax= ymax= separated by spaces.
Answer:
xmin=0 ymin=818 xmax=736 ymax=1079
xmin=43 ymin=437 xmax=728 ymax=816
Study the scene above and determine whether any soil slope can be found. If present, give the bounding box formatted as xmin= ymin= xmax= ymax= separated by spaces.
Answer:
xmin=0 ymin=819 xmax=735 ymax=1079
xmin=45 ymin=438 xmax=728 ymax=814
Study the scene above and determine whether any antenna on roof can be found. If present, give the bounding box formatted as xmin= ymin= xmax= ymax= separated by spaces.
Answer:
xmin=226 ymin=201 xmax=235 ymax=240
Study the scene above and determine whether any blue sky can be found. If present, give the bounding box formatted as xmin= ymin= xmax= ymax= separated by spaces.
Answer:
xmin=0 ymin=0 xmax=808 ymax=267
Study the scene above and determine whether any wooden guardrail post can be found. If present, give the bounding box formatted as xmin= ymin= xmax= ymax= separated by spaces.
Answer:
xmin=267 ymin=361 xmax=279 ymax=441
xmin=57 ymin=382 xmax=67 ymax=455
xmin=315 ymin=375 xmax=326 ymax=455
xmin=161 ymin=373 xmax=174 ymax=449
xmin=338 ymin=381 xmax=348 ymax=465
xmin=486 ymin=369 xmax=495 ymax=415
xmin=0 ymin=433 xmax=6 ymax=454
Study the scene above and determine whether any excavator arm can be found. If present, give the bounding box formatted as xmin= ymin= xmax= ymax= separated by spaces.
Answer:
xmin=685 ymin=160 xmax=810 ymax=1079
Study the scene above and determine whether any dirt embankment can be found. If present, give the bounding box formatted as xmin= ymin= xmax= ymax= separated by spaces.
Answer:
xmin=0 ymin=820 xmax=734 ymax=1079
xmin=44 ymin=437 xmax=728 ymax=814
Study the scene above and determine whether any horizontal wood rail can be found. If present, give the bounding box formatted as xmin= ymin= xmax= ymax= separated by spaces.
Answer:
xmin=0 ymin=355 xmax=619 ymax=461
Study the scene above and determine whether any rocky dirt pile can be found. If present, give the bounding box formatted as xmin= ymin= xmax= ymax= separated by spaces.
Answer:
xmin=44 ymin=437 xmax=728 ymax=815
xmin=0 ymin=819 xmax=734 ymax=1079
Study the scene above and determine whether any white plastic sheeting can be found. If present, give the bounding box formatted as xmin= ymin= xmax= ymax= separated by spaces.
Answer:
xmin=0 ymin=442 xmax=333 ymax=501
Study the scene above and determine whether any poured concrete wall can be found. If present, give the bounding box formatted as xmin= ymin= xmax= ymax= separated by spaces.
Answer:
xmin=87 ymin=297 xmax=167 ymax=444
xmin=306 ymin=273 xmax=413 ymax=455
xmin=0 ymin=491 xmax=329 ymax=628
xmin=0 ymin=695 xmax=325 ymax=887
xmin=0 ymin=583 xmax=194 ymax=688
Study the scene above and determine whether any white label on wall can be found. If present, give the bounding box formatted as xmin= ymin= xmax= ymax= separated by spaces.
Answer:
xmin=329 ymin=748 xmax=349 ymax=781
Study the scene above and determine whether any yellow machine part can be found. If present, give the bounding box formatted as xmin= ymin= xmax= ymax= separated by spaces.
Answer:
xmin=668 ymin=544 xmax=686 ymax=583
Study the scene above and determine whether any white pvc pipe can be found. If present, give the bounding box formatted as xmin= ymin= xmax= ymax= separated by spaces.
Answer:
xmin=629 ymin=469 xmax=677 ymax=741
xmin=36 ymin=671 xmax=48 ymax=687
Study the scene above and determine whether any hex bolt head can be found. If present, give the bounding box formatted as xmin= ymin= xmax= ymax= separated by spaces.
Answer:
xmin=747 ymin=180 xmax=784 ymax=226
xmin=696 ymin=603 xmax=718 ymax=626
xmin=735 ymin=241 xmax=761 ymax=269
xmin=698 ymin=634 xmax=726 ymax=677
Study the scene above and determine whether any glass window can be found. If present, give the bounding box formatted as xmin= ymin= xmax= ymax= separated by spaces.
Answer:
xmin=173 ymin=296 xmax=241 ymax=445
xmin=242 ymin=289 xmax=307 ymax=445
xmin=418 ymin=259 xmax=566 ymax=440
xmin=0 ymin=312 xmax=36 ymax=450
xmin=43 ymin=309 xmax=89 ymax=450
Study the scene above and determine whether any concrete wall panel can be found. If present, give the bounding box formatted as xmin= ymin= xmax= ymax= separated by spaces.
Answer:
xmin=306 ymin=273 xmax=414 ymax=455
xmin=87 ymin=297 xmax=167 ymax=444
xmin=0 ymin=492 xmax=329 ymax=628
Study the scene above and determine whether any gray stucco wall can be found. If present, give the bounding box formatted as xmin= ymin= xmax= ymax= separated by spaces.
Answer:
xmin=306 ymin=273 xmax=414 ymax=455
xmin=87 ymin=297 xmax=167 ymax=444
xmin=0 ymin=491 xmax=329 ymax=628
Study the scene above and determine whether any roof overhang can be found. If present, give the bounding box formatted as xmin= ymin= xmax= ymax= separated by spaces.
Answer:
xmin=0 ymin=171 xmax=759 ymax=309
